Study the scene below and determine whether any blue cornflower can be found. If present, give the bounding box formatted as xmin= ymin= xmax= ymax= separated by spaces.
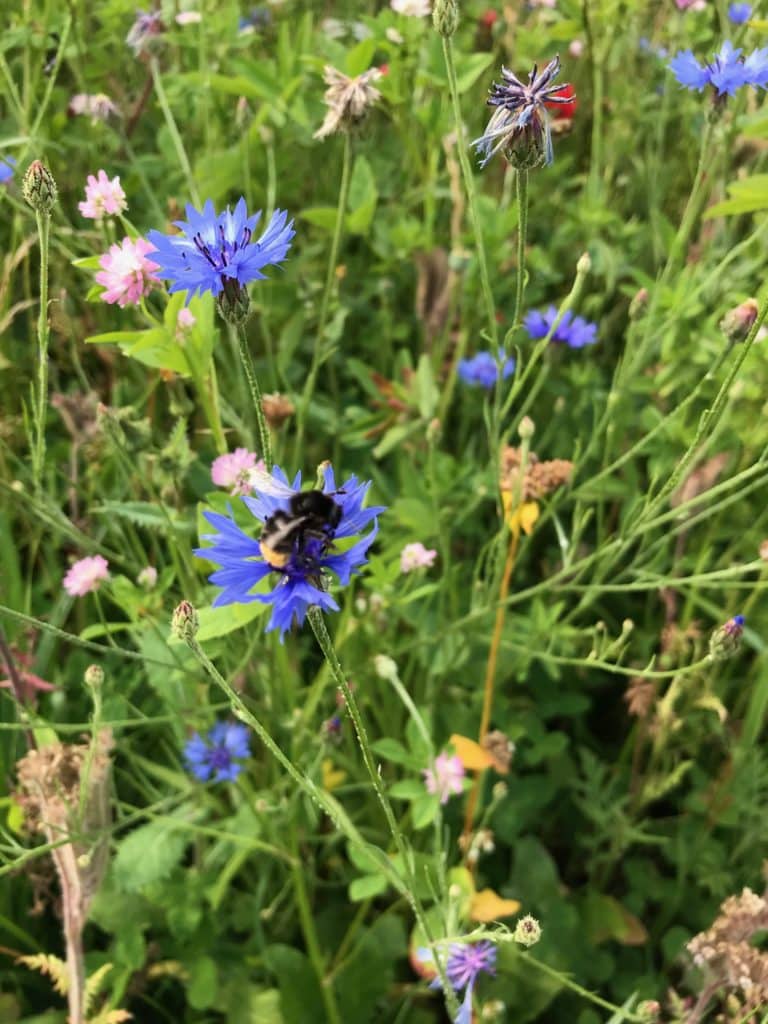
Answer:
xmin=195 ymin=464 xmax=384 ymax=640
xmin=473 ymin=55 xmax=572 ymax=169
xmin=458 ymin=349 xmax=516 ymax=388
xmin=669 ymin=40 xmax=768 ymax=95
xmin=147 ymin=198 xmax=295 ymax=304
xmin=0 ymin=156 xmax=16 ymax=185
xmin=729 ymin=3 xmax=753 ymax=24
xmin=420 ymin=941 xmax=497 ymax=1024
xmin=524 ymin=305 xmax=598 ymax=348
xmin=184 ymin=721 xmax=251 ymax=782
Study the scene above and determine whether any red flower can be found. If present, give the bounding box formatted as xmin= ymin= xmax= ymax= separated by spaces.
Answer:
xmin=480 ymin=9 xmax=498 ymax=27
xmin=378 ymin=63 xmax=390 ymax=77
xmin=545 ymin=83 xmax=577 ymax=119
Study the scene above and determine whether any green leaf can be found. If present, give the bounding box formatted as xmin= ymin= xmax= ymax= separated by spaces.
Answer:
xmin=371 ymin=737 xmax=418 ymax=766
xmin=345 ymin=38 xmax=377 ymax=77
xmin=113 ymin=819 xmax=189 ymax=891
xmin=186 ymin=955 xmax=218 ymax=1010
xmin=93 ymin=501 xmax=193 ymax=533
xmin=299 ymin=206 xmax=338 ymax=231
xmin=705 ymin=174 xmax=768 ymax=218
xmin=454 ymin=52 xmax=494 ymax=94
xmin=349 ymin=873 xmax=388 ymax=902
xmin=389 ymin=779 xmax=426 ymax=800
xmin=179 ymin=598 xmax=270 ymax=644
xmin=263 ymin=946 xmax=323 ymax=1024
xmin=346 ymin=155 xmax=378 ymax=235
xmin=411 ymin=794 xmax=439 ymax=830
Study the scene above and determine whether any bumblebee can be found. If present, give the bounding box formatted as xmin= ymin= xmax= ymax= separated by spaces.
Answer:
xmin=250 ymin=469 xmax=342 ymax=569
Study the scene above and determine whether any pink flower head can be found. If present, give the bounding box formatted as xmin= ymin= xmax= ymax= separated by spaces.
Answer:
xmin=95 ymin=237 xmax=160 ymax=308
xmin=63 ymin=555 xmax=109 ymax=597
xmin=0 ymin=649 xmax=56 ymax=704
xmin=423 ymin=752 xmax=465 ymax=804
xmin=211 ymin=448 xmax=262 ymax=496
xmin=137 ymin=565 xmax=158 ymax=589
xmin=175 ymin=10 xmax=202 ymax=24
xmin=675 ymin=0 xmax=706 ymax=8
xmin=176 ymin=306 xmax=196 ymax=341
xmin=69 ymin=92 xmax=119 ymax=122
xmin=400 ymin=542 xmax=438 ymax=573
xmin=78 ymin=170 xmax=127 ymax=221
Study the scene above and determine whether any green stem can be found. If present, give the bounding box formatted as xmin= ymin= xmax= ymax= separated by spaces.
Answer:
xmin=441 ymin=36 xmax=497 ymax=348
xmin=290 ymin=827 xmax=343 ymax=1024
xmin=150 ymin=58 xmax=201 ymax=206
xmin=522 ymin=953 xmax=644 ymax=1022
xmin=306 ymin=608 xmax=460 ymax=1020
xmin=511 ymin=169 xmax=528 ymax=331
xmin=234 ymin=325 xmax=273 ymax=470
xmin=32 ymin=210 xmax=51 ymax=492
xmin=295 ymin=134 xmax=352 ymax=458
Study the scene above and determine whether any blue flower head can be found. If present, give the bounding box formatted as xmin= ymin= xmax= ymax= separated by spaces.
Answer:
xmin=458 ymin=349 xmax=516 ymax=388
xmin=184 ymin=720 xmax=251 ymax=782
xmin=195 ymin=464 xmax=384 ymax=640
xmin=524 ymin=305 xmax=598 ymax=348
xmin=729 ymin=3 xmax=753 ymax=24
xmin=669 ymin=40 xmax=768 ymax=96
xmin=147 ymin=198 xmax=295 ymax=305
xmin=420 ymin=940 xmax=497 ymax=1024
xmin=473 ymin=55 xmax=572 ymax=169
xmin=0 ymin=156 xmax=16 ymax=185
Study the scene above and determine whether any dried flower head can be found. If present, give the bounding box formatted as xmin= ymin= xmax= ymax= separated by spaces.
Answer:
xmin=68 ymin=92 xmax=120 ymax=122
xmin=500 ymin=446 xmax=573 ymax=501
xmin=314 ymin=65 xmax=383 ymax=140
xmin=624 ymin=676 xmax=657 ymax=718
xmin=262 ymin=392 xmax=295 ymax=429
xmin=481 ymin=729 xmax=515 ymax=774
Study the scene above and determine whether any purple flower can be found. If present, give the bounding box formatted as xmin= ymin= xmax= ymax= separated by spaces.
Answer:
xmin=0 ymin=156 xmax=16 ymax=185
xmin=669 ymin=41 xmax=768 ymax=96
xmin=147 ymin=198 xmax=295 ymax=304
xmin=729 ymin=3 xmax=752 ymax=24
xmin=458 ymin=349 xmax=516 ymax=388
xmin=524 ymin=305 xmax=598 ymax=348
xmin=421 ymin=940 xmax=497 ymax=1024
xmin=195 ymin=464 xmax=384 ymax=640
xmin=184 ymin=721 xmax=251 ymax=782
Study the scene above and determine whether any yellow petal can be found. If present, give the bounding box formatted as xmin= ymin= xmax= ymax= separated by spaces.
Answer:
xmin=470 ymin=888 xmax=522 ymax=923
xmin=321 ymin=758 xmax=347 ymax=792
xmin=449 ymin=733 xmax=495 ymax=772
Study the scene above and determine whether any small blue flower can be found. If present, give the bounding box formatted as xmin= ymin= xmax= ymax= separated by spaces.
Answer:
xmin=668 ymin=40 xmax=768 ymax=96
xmin=147 ymin=198 xmax=295 ymax=303
xmin=0 ymin=156 xmax=16 ymax=185
xmin=458 ymin=349 xmax=516 ymax=388
xmin=473 ymin=55 xmax=572 ymax=169
xmin=729 ymin=3 xmax=753 ymax=24
xmin=195 ymin=464 xmax=384 ymax=640
xmin=524 ymin=305 xmax=598 ymax=348
xmin=184 ymin=721 xmax=251 ymax=782
xmin=420 ymin=940 xmax=497 ymax=1024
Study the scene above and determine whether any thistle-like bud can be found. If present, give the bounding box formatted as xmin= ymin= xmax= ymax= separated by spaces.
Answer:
xmin=709 ymin=614 xmax=745 ymax=661
xmin=719 ymin=298 xmax=759 ymax=343
xmin=84 ymin=664 xmax=104 ymax=689
xmin=636 ymin=1001 xmax=661 ymax=1022
xmin=171 ymin=600 xmax=199 ymax=643
xmin=513 ymin=914 xmax=542 ymax=947
xmin=433 ymin=0 xmax=459 ymax=37
xmin=22 ymin=160 xmax=57 ymax=214
xmin=629 ymin=287 xmax=649 ymax=320
xmin=217 ymin=281 xmax=251 ymax=326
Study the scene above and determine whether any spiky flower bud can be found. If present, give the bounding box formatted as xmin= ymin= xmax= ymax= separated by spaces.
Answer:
xmin=719 ymin=298 xmax=759 ymax=343
xmin=171 ymin=600 xmax=199 ymax=643
xmin=84 ymin=665 xmax=104 ymax=689
xmin=629 ymin=287 xmax=649 ymax=320
xmin=709 ymin=614 xmax=745 ymax=661
xmin=433 ymin=0 xmax=459 ymax=37
xmin=216 ymin=281 xmax=251 ymax=326
xmin=513 ymin=914 xmax=542 ymax=947
xmin=22 ymin=160 xmax=57 ymax=214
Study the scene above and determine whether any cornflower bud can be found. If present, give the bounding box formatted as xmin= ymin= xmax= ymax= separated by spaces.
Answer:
xmin=84 ymin=665 xmax=104 ymax=689
xmin=22 ymin=160 xmax=58 ymax=214
xmin=433 ymin=0 xmax=459 ymax=36
xmin=518 ymin=416 xmax=535 ymax=440
xmin=513 ymin=914 xmax=542 ymax=947
xmin=216 ymin=280 xmax=251 ymax=326
xmin=171 ymin=600 xmax=199 ymax=643
xmin=709 ymin=614 xmax=745 ymax=661
xmin=719 ymin=298 xmax=759 ymax=343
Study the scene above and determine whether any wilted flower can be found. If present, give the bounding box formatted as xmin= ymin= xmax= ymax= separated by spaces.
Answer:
xmin=720 ymin=298 xmax=759 ymax=342
xmin=195 ymin=464 xmax=384 ymax=640
xmin=473 ymin=56 xmax=572 ymax=169
xmin=391 ymin=0 xmax=431 ymax=15
xmin=63 ymin=555 xmax=109 ymax=597
xmin=669 ymin=41 xmax=768 ymax=96
xmin=0 ymin=156 xmax=16 ymax=184
xmin=184 ymin=721 xmax=251 ymax=782
xmin=211 ymin=448 xmax=261 ymax=496
xmin=423 ymin=752 xmax=465 ymax=803
xmin=262 ymin=392 xmax=295 ymax=429
xmin=400 ymin=542 xmax=437 ymax=573
xmin=728 ymin=2 xmax=752 ymax=22
xmin=524 ymin=305 xmax=598 ymax=347
xmin=78 ymin=170 xmax=127 ymax=220
xmin=68 ymin=92 xmax=120 ymax=122
xmin=147 ymin=198 xmax=294 ymax=305
xmin=314 ymin=65 xmax=383 ymax=140
xmin=458 ymin=349 xmax=516 ymax=388
xmin=95 ymin=237 xmax=160 ymax=307
xmin=126 ymin=9 xmax=165 ymax=55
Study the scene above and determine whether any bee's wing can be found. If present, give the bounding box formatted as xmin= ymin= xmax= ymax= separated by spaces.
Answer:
xmin=248 ymin=467 xmax=297 ymax=500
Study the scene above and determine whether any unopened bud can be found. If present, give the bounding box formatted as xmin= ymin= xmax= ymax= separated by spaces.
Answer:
xmin=426 ymin=417 xmax=442 ymax=444
xmin=720 ymin=298 xmax=759 ymax=343
xmin=22 ymin=160 xmax=58 ymax=214
xmin=513 ymin=914 xmax=541 ymax=947
xmin=637 ymin=1001 xmax=661 ymax=1022
xmin=709 ymin=614 xmax=745 ymax=661
xmin=171 ymin=600 xmax=199 ymax=642
xmin=518 ymin=416 xmax=535 ymax=440
xmin=373 ymin=654 xmax=398 ymax=682
xmin=84 ymin=664 xmax=104 ymax=688
xmin=576 ymin=251 xmax=591 ymax=276
xmin=629 ymin=287 xmax=649 ymax=320
xmin=433 ymin=0 xmax=459 ymax=37
xmin=137 ymin=565 xmax=158 ymax=590
xmin=481 ymin=1001 xmax=507 ymax=1020
xmin=216 ymin=281 xmax=251 ymax=325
